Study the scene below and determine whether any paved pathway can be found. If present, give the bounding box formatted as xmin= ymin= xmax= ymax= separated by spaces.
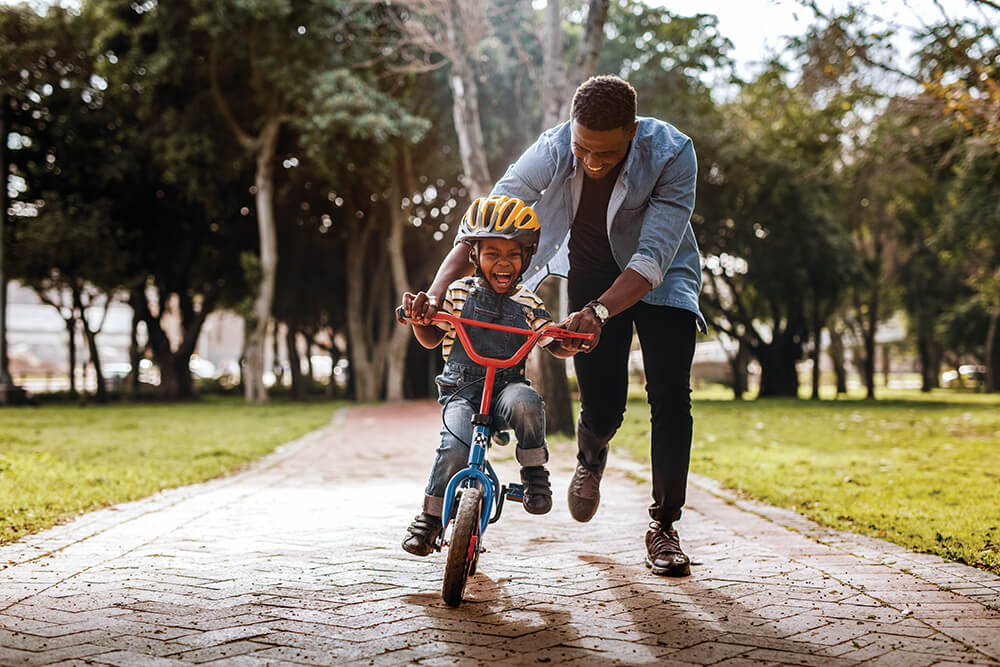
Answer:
xmin=2 ymin=401 xmax=999 ymax=666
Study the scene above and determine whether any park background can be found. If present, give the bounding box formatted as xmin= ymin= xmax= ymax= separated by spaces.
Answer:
xmin=1 ymin=0 xmax=998 ymax=576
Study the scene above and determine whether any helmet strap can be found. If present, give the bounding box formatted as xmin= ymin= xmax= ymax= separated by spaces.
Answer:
xmin=466 ymin=242 xmax=484 ymax=278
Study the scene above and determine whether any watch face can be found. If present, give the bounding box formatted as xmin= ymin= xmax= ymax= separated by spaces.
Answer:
xmin=587 ymin=301 xmax=611 ymax=325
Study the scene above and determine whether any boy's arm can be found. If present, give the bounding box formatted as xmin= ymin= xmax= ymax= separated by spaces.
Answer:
xmin=412 ymin=322 xmax=446 ymax=349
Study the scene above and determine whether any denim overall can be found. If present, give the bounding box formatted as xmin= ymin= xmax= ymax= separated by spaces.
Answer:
xmin=422 ymin=280 xmax=549 ymax=517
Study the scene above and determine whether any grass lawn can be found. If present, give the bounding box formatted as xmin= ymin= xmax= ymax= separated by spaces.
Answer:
xmin=612 ymin=388 xmax=1000 ymax=575
xmin=0 ymin=396 xmax=342 ymax=544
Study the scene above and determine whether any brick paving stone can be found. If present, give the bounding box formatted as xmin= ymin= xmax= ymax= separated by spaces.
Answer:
xmin=1 ymin=402 xmax=999 ymax=666
xmin=661 ymin=640 xmax=752 ymax=664
xmin=86 ymin=650 xmax=193 ymax=666
xmin=166 ymin=639 xmax=274 ymax=664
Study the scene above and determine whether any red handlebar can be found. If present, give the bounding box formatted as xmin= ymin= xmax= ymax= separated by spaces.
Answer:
xmin=396 ymin=307 xmax=594 ymax=369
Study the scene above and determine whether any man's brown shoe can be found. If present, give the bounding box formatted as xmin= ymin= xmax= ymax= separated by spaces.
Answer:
xmin=567 ymin=463 xmax=602 ymax=522
xmin=401 ymin=512 xmax=442 ymax=556
xmin=645 ymin=521 xmax=691 ymax=576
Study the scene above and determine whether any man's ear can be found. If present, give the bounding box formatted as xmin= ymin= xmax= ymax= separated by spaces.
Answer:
xmin=627 ymin=119 xmax=639 ymax=142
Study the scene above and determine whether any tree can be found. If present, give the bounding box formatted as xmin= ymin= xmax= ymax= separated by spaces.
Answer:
xmin=699 ymin=68 xmax=857 ymax=398
xmin=388 ymin=0 xmax=497 ymax=198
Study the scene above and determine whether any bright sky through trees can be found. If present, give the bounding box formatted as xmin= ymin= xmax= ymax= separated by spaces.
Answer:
xmin=5 ymin=0 xmax=990 ymax=78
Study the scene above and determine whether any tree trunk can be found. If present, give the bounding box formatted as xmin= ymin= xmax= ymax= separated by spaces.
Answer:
xmin=542 ymin=0 xmax=565 ymax=128
xmin=304 ymin=334 xmax=314 ymax=383
xmin=73 ymin=284 xmax=108 ymax=404
xmin=863 ymin=296 xmax=878 ymax=400
xmin=986 ymin=303 xmax=1000 ymax=393
xmin=272 ymin=319 xmax=283 ymax=388
xmin=131 ymin=284 xmax=213 ymax=401
xmin=286 ymin=324 xmax=304 ymax=400
xmin=756 ymin=334 xmax=800 ymax=398
xmin=345 ymin=221 xmax=388 ymax=402
xmin=445 ymin=3 xmax=492 ymax=199
xmin=385 ymin=170 xmax=414 ymax=401
xmin=828 ymin=326 xmax=847 ymax=396
xmin=65 ymin=315 xmax=78 ymax=396
xmin=810 ymin=298 xmax=823 ymax=400
xmin=534 ymin=279 xmax=575 ymax=434
xmin=128 ymin=302 xmax=142 ymax=396
xmin=560 ymin=0 xmax=611 ymax=118
xmin=158 ymin=354 xmax=193 ymax=401
xmin=726 ymin=338 xmax=749 ymax=400
xmin=244 ymin=113 xmax=282 ymax=404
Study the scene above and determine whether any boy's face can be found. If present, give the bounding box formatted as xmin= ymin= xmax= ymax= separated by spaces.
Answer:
xmin=475 ymin=238 xmax=524 ymax=294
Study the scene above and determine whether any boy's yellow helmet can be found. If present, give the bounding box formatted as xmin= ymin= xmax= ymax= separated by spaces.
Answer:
xmin=455 ymin=196 xmax=541 ymax=249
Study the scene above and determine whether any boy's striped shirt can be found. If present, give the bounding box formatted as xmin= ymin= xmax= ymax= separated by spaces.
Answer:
xmin=436 ymin=277 xmax=554 ymax=361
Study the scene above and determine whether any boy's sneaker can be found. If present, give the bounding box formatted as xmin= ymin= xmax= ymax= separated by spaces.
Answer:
xmin=567 ymin=463 xmax=602 ymax=522
xmin=401 ymin=512 xmax=442 ymax=556
xmin=520 ymin=466 xmax=552 ymax=515
xmin=644 ymin=521 xmax=691 ymax=577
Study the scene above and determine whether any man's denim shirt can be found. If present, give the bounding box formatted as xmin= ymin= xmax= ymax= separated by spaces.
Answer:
xmin=490 ymin=117 xmax=706 ymax=333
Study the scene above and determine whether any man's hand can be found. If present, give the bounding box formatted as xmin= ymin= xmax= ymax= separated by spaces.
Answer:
xmin=401 ymin=291 xmax=440 ymax=326
xmin=557 ymin=308 xmax=603 ymax=354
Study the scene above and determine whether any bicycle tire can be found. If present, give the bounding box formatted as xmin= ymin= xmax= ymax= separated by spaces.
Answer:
xmin=442 ymin=486 xmax=482 ymax=607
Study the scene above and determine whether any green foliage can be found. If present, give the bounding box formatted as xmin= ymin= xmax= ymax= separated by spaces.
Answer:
xmin=613 ymin=392 xmax=1000 ymax=573
xmin=697 ymin=64 xmax=861 ymax=395
xmin=0 ymin=398 xmax=342 ymax=544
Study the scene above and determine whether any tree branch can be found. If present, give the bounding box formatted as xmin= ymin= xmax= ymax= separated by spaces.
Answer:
xmin=210 ymin=43 xmax=258 ymax=150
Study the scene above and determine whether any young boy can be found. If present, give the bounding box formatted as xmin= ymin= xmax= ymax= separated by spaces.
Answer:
xmin=399 ymin=196 xmax=578 ymax=556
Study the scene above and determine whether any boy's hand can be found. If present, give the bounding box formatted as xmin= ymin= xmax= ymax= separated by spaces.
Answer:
xmin=557 ymin=309 xmax=602 ymax=354
xmin=401 ymin=291 xmax=440 ymax=326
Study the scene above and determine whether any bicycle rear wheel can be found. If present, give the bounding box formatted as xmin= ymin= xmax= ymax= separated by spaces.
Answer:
xmin=442 ymin=486 xmax=483 ymax=607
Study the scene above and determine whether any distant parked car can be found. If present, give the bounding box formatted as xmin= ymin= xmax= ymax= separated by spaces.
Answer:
xmin=940 ymin=364 xmax=986 ymax=387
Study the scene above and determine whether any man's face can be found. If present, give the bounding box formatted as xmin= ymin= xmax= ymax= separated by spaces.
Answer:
xmin=571 ymin=120 xmax=638 ymax=180
xmin=475 ymin=238 xmax=524 ymax=294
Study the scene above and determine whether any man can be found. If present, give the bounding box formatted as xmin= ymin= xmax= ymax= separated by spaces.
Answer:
xmin=406 ymin=75 xmax=704 ymax=577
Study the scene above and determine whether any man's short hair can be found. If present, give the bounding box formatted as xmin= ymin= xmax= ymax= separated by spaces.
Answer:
xmin=571 ymin=75 xmax=637 ymax=131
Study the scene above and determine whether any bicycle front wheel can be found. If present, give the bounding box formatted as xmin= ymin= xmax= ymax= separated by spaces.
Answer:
xmin=442 ymin=486 xmax=483 ymax=607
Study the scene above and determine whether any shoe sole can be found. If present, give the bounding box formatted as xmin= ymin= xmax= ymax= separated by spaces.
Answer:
xmin=644 ymin=555 xmax=691 ymax=577
xmin=567 ymin=492 xmax=599 ymax=522
xmin=401 ymin=541 xmax=435 ymax=557
xmin=523 ymin=500 xmax=552 ymax=515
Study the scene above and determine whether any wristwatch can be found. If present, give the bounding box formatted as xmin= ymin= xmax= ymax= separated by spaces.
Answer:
xmin=585 ymin=300 xmax=610 ymax=327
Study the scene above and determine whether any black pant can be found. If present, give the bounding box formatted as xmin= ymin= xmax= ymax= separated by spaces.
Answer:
xmin=569 ymin=271 xmax=696 ymax=525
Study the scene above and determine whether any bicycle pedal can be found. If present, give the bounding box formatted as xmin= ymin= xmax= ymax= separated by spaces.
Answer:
xmin=505 ymin=482 xmax=524 ymax=502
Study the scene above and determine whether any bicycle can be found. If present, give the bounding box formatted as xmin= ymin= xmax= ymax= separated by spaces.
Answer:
xmin=397 ymin=306 xmax=593 ymax=606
